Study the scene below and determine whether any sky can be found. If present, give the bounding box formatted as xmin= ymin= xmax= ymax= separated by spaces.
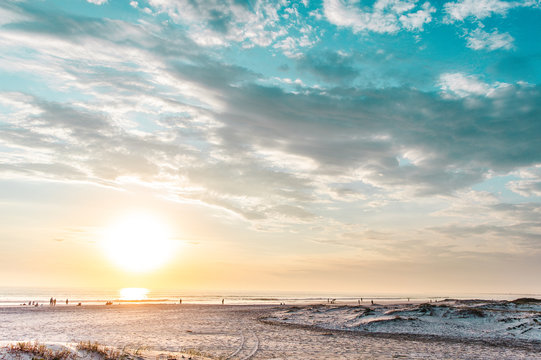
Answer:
xmin=0 ymin=0 xmax=540 ymax=295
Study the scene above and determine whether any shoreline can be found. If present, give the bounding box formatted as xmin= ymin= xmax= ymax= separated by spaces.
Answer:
xmin=2 ymin=295 xmax=537 ymax=307
xmin=0 ymin=297 xmax=474 ymax=308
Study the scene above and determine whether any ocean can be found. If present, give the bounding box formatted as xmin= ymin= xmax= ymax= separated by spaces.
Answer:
xmin=1 ymin=286 xmax=538 ymax=306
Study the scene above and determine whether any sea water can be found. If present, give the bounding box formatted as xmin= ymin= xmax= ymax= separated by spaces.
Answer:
xmin=0 ymin=286 xmax=538 ymax=306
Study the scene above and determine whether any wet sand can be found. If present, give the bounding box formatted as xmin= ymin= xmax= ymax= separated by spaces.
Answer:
xmin=1 ymin=304 xmax=539 ymax=359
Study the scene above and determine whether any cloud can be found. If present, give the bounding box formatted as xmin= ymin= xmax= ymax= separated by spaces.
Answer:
xmin=399 ymin=1 xmax=438 ymax=30
xmin=145 ymin=0 xmax=309 ymax=48
xmin=466 ymin=27 xmax=514 ymax=51
xmin=0 ymin=3 xmax=30 ymax=26
xmin=86 ymin=0 xmax=108 ymax=5
xmin=438 ymin=72 xmax=510 ymax=97
xmin=431 ymin=199 xmax=541 ymax=252
xmin=273 ymin=33 xmax=318 ymax=58
xmin=1 ymin=1 xmax=540 ymax=227
xmin=323 ymin=0 xmax=436 ymax=34
xmin=508 ymin=179 xmax=541 ymax=197
xmin=297 ymin=50 xmax=358 ymax=84
xmin=443 ymin=0 xmax=532 ymax=22
xmin=507 ymin=167 xmax=541 ymax=197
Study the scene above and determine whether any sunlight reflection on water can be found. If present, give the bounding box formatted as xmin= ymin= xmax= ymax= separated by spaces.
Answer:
xmin=119 ymin=288 xmax=149 ymax=301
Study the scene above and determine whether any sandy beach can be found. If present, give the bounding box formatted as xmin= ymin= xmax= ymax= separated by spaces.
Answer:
xmin=1 ymin=303 xmax=540 ymax=359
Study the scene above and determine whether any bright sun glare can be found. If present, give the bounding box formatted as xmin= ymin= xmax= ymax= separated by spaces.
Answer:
xmin=120 ymin=287 xmax=149 ymax=301
xmin=102 ymin=213 xmax=177 ymax=272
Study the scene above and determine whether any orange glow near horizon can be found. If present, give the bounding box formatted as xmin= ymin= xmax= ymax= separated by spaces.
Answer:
xmin=101 ymin=212 xmax=178 ymax=273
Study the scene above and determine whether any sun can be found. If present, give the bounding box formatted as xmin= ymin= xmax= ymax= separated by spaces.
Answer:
xmin=102 ymin=212 xmax=177 ymax=272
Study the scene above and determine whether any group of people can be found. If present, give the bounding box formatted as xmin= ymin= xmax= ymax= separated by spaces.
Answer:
xmin=22 ymin=298 xmax=74 ymax=307
xmin=49 ymin=298 xmax=69 ymax=306
xmin=22 ymin=297 xmax=67 ymax=306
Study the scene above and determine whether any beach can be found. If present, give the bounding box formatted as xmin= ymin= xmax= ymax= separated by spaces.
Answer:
xmin=1 ymin=302 xmax=540 ymax=359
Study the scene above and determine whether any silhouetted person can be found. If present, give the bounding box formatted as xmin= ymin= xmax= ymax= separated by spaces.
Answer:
xmin=371 ymin=300 xmax=374 ymax=305
xmin=221 ymin=299 xmax=224 ymax=305
xmin=66 ymin=299 xmax=69 ymax=305
xmin=179 ymin=299 xmax=182 ymax=304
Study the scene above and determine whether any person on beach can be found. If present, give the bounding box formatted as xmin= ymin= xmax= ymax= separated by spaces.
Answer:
xmin=221 ymin=299 xmax=224 ymax=305
xmin=50 ymin=297 xmax=53 ymax=306
xmin=66 ymin=299 xmax=68 ymax=305
xmin=371 ymin=300 xmax=374 ymax=305
xmin=179 ymin=299 xmax=182 ymax=304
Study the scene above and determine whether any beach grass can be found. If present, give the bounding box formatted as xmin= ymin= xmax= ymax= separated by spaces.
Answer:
xmin=8 ymin=341 xmax=74 ymax=360
xmin=76 ymin=341 xmax=129 ymax=360
xmin=3 ymin=341 xmax=215 ymax=360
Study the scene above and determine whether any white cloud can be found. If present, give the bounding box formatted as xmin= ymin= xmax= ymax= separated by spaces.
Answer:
xmin=439 ymin=73 xmax=490 ymax=97
xmin=146 ymin=0 xmax=289 ymax=47
xmin=400 ymin=2 xmax=437 ymax=30
xmin=86 ymin=0 xmax=108 ymax=5
xmin=130 ymin=1 xmax=138 ymax=8
xmin=466 ymin=27 xmax=514 ymax=51
xmin=444 ymin=0 xmax=538 ymax=22
xmin=274 ymin=34 xmax=316 ymax=58
xmin=0 ymin=6 xmax=29 ymax=26
xmin=508 ymin=166 xmax=541 ymax=197
xmin=323 ymin=0 xmax=435 ymax=34
xmin=438 ymin=72 xmax=510 ymax=97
